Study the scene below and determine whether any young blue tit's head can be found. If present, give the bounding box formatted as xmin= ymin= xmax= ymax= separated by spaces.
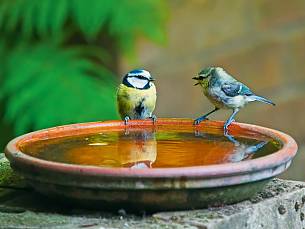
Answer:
xmin=122 ymin=69 xmax=155 ymax=89
xmin=192 ymin=67 xmax=216 ymax=86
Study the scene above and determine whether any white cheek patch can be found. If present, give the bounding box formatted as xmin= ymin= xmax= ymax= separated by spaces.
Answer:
xmin=127 ymin=77 xmax=148 ymax=88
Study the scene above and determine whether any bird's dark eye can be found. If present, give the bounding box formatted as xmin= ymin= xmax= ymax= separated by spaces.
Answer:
xmin=198 ymin=76 xmax=205 ymax=80
xmin=135 ymin=75 xmax=147 ymax=80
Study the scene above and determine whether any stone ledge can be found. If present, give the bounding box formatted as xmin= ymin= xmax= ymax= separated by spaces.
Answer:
xmin=154 ymin=179 xmax=305 ymax=229
xmin=0 ymin=157 xmax=304 ymax=228
xmin=0 ymin=157 xmax=25 ymax=188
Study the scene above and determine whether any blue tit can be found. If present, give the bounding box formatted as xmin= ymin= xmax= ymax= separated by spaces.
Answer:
xmin=192 ymin=67 xmax=275 ymax=134
xmin=117 ymin=69 xmax=157 ymax=124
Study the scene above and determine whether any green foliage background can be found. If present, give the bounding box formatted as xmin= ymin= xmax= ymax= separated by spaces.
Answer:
xmin=0 ymin=0 xmax=167 ymax=148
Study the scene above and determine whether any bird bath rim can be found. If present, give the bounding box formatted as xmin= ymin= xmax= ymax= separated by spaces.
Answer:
xmin=5 ymin=119 xmax=297 ymax=187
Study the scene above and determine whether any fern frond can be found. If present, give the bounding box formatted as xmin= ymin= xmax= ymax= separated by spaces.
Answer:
xmin=36 ymin=0 xmax=69 ymax=36
xmin=1 ymin=42 xmax=118 ymax=134
xmin=71 ymin=0 xmax=112 ymax=40
xmin=109 ymin=0 xmax=167 ymax=55
xmin=0 ymin=0 xmax=69 ymax=38
xmin=2 ymin=0 xmax=25 ymax=32
xmin=0 ymin=0 xmax=167 ymax=53
xmin=0 ymin=0 xmax=168 ymax=136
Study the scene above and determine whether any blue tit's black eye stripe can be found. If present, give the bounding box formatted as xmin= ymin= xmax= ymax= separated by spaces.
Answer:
xmin=123 ymin=74 xmax=148 ymax=81
xmin=134 ymin=75 xmax=147 ymax=80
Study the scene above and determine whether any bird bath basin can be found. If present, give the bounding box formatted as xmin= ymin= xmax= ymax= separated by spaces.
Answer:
xmin=5 ymin=119 xmax=297 ymax=212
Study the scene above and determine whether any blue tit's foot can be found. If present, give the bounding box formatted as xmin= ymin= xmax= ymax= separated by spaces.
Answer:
xmin=224 ymin=124 xmax=230 ymax=135
xmin=193 ymin=116 xmax=209 ymax=125
xmin=224 ymin=120 xmax=235 ymax=135
xmin=224 ymin=127 xmax=228 ymax=135
xmin=150 ymin=115 xmax=157 ymax=124
xmin=193 ymin=108 xmax=219 ymax=125
xmin=224 ymin=108 xmax=239 ymax=135
xmin=124 ymin=116 xmax=130 ymax=125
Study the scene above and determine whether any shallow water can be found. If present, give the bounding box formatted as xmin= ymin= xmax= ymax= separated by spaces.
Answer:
xmin=21 ymin=128 xmax=281 ymax=168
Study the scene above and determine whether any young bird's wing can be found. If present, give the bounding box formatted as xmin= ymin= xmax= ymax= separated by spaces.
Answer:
xmin=221 ymin=82 xmax=253 ymax=97
xmin=221 ymin=82 xmax=275 ymax=105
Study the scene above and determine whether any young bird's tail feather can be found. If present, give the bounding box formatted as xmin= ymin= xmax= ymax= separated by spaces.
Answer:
xmin=251 ymin=95 xmax=275 ymax=106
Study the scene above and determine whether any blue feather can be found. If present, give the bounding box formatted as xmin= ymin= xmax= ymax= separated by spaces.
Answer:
xmin=251 ymin=95 xmax=275 ymax=106
xmin=129 ymin=69 xmax=143 ymax=74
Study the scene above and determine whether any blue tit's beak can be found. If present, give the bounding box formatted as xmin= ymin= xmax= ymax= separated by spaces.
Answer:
xmin=149 ymin=76 xmax=155 ymax=82
xmin=192 ymin=76 xmax=200 ymax=86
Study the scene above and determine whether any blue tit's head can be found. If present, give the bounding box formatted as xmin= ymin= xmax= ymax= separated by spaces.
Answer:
xmin=122 ymin=69 xmax=155 ymax=89
xmin=192 ymin=67 xmax=215 ymax=86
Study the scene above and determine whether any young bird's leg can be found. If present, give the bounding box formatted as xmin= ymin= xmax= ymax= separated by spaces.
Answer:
xmin=194 ymin=107 xmax=219 ymax=125
xmin=124 ymin=116 xmax=130 ymax=125
xmin=224 ymin=132 xmax=240 ymax=146
xmin=224 ymin=108 xmax=239 ymax=134
xmin=149 ymin=115 xmax=157 ymax=124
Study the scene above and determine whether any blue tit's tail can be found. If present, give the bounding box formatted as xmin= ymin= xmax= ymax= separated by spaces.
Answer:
xmin=251 ymin=95 xmax=275 ymax=106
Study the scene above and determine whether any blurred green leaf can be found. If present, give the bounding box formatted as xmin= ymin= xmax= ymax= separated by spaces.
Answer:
xmin=1 ymin=42 xmax=118 ymax=134
xmin=36 ymin=0 xmax=69 ymax=36
xmin=71 ymin=0 xmax=112 ymax=40
xmin=0 ymin=0 xmax=167 ymax=136
xmin=109 ymin=0 xmax=167 ymax=55
xmin=0 ymin=0 xmax=167 ymax=53
xmin=0 ymin=0 xmax=69 ymax=38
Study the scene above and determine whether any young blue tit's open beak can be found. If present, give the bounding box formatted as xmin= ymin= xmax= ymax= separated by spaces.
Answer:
xmin=149 ymin=76 xmax=155 ymax=82
xmin=192 ymin=76 xmax=200 ymax=86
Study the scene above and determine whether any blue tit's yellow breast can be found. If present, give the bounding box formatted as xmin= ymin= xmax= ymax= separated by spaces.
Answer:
xmin=116 ymin=84 xmax=157 ymax=119
xmin=200 ymin=79 xmax=209 ymax=95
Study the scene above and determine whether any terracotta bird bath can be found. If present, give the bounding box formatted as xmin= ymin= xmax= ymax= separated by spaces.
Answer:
xmin=5 ymin=119 xmax=298 ymax=212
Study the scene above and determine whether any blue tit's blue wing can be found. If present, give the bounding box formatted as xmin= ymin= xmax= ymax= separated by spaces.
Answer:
xmin=221 ymin=82 xmax=253 ymax=97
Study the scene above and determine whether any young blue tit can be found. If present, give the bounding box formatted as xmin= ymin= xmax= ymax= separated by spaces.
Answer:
xmin=117 ymin=69 xmax=157 ymax=124
xmin=192 ymin=67 xmax=275 ymax=133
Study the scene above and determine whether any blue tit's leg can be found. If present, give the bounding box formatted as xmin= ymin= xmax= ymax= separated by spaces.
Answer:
xmin=224 ymin=108 xmax=239 ymax=134
xmin=224 ymin=132 xmax=239 ymax=146
xmin=149 ymin=115 xmax=157 ymax=124
xmin=124 ymin=116 xmax=130 ymax=125
xmin=194 ymin=107 xmax=219 ymax=125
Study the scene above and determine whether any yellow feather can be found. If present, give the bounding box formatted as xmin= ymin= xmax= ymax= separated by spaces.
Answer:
xmin=199 ymin=79 xmax=224 ymax=109
xmin=117 ymin=84 xmax=157 ymax=119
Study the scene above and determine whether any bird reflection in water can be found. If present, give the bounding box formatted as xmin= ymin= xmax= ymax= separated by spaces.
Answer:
xmin=22 ymin=127 xmax=276 ymax=168
xmin=224 ymin=132 xmax=267 ymax=162
xmin=47 ymin=128 xmax=157 ymax=168
xmin=120 ymin=128 xmax=157 ymax=169
xmin=194 ymin=130 xmax=267 ymax=163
